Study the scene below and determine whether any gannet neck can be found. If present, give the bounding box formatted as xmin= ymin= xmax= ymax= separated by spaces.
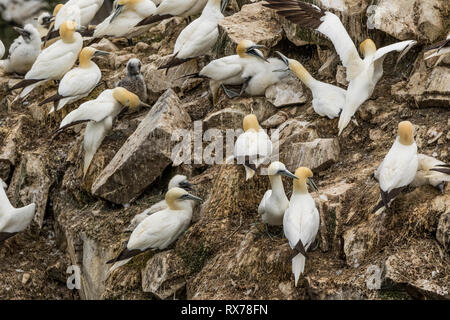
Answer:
xmin=53 ymin=4 xmax=64 ymax=16
xmin=290 ymin=59 xmax=314 ymax=87
xmin=112 ymin=87 xmax=141 ymax=108
xmin=79 ymin=47 xmax=95 ymax=68
xmin=293 ymin=179 xmax=308 ymax=194
xmin=269 ymin=174 xmax=286 ymax=198
xmin=398 ymin=121 xmax=414 ymax=146
xmin=203 ymin=0 xmax=222 ymax=15
xmin=243 ymin=114 xmax=260 ymax=132
xmin=59 ymin=21 xmax=77 ymax=43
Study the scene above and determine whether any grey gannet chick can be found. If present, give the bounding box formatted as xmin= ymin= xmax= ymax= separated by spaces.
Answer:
xmin=39 ymin=47 xmax=109 ymax=113
xmin=0 ymin=178 xmax=36 ymax=243
xmin=373 ymin=121 xmax=418 ymax=212
xmin=275 ymin=51 xmax=346 ymax=119
xmin=125 ymin=175 xmax=194 ymax=232
xmin=0 ymin=24 xmax=41 ymax=75
xmin=107 ymin=187 xmax=202 ymax=272
xmin=55 ymin=87 xmax=150 ymax=177
xmin=9 ymin=21 xmax=83 ymax=98
xmin=284 ymin=167 xmax=319 ymax=286
xmin=234 ymin=114 xmax=273 ymax=180
xmin=116 ymin=58 xmax=147 ymax=102
xmin=258 ymin=162 xmax=298 ymax=228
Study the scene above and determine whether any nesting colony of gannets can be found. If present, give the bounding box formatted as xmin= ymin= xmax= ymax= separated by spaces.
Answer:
xmin=0 ymin=0 xmax=448 ymax=292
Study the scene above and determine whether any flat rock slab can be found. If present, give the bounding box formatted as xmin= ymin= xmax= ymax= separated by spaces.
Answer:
xmin=92 ymin=89 xmax=192 ymax=204
xmin=265 ymin=76 xmax=308 ymax=107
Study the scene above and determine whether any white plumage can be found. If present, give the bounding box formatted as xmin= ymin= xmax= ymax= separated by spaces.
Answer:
xmin=243 ymin=57 xmax=289 ymax=96
xmin=0 ymin=40 xmax=4 ymax=59
xmin=155 ymin=0 xmax=207 ymax=17
xmin=54 ymin=4 xmax=81 ymax=30
xmin=0 ymin=24 xmax=41 ymax=75
xmin=55 ymin=0 xmax=104 ymax=28
xmin=411 ymin=154 xmax=449 ymax=192
xmin=0 ymin=178 xmax=36 ymax=243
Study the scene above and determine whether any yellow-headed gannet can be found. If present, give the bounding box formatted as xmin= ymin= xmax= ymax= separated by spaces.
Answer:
xmin=0 ymin=24 xmax=41 ymax=75
xmin=374 ymin=121 xmax=418 ymax=212
xmin=39 ymin=47 xmax=108 ymax=113
xmin=0 ymin=40 xmax=4 ymax=59
xmin=0 ymin=178 xmax=36 ymax=243
xmin=159 ymin=0 xmax=229 ymax=70
xmin=258 ymin=162 xmax=298 ymax=228
xmin=93 ymin=0 xmax=156 ymax=40
xmin=9 ymin=21 xmax=83 ymax=98
xmin=234 ymin=114 xmax=273 ymax=180
xmin=264 ymin=0 xmax=417 ymax=135
xmin=275 ymin=51 xmax=346 ymax=119
xmin=125 ymin=175 xmax=194 ymax=232
xmin=55 ymin=0 xmax=104 ymax=28
xmin=284 ymin=167 xmax=319 ymax=286
xmin=55 ymin=87 xmax=150 ymax=177
xmin=116 ymin=58 xmax=148 ymax=102
xmin=136 ymin=0 xmax=208 ymax=27
xmin=107 ymin=187 xmax=202 ymax=272
xmin=424 ymin=32 xmax=450 ymax=66
xmin=185 ymin=40 xmax=267 ymax=103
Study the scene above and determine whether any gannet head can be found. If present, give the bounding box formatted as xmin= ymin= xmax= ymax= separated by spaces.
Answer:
xmin=79 ymin=47 xmax=110 ymax=68
xmin=165 ymin=187 xmax=202 ymax=210
xmin=112 ymin=0 xmax=139 ymax=22
xmin=13 ymin=24 xmax=40 ymax=43
xmin=236 ymin=40 xmax=268 ymax=62
xmin=294 ymin=167 xmax=319 ymax=193
xmin=169 ymin=175 xmax=193 ymax=191
xmin=59 ymin=20 xmax=77 ymax=43
xmin=243 ymin=114 xmax=260 ymax=132
xmin=53 ymin=4 xmax=64 ymax=16
xmin=398 ymin=121 xmax=415 ymax=146
xmin=112 ymin=87 xmax=151 ymax=108
xmin=267 ymin=162 xmax=298 ymax=179
xmin=360 ymin=39 xmax=377 ymax=57
xmin=127 ymin=58 xmax=142 ymax=77
xmin=220 ymin=0 xmax=230 ymax=13
xmin=36 ymin=12 xmax=52 ymax=28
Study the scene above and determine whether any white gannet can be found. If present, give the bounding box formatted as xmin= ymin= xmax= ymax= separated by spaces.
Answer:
xmin=424 ymin=33 xmax=450 ymax=66
xmin=264 ymin=0 xmax=417 ymax=135
xmin=0 ymin=24 xmax=41 ymax=75
xmin=275 ymin=51 xmax=346 ymax=119
xmin=185 ymin=40 xmax=267 ymax=104
xmin=125 ymin=175 xmax=194 ymax=232
xmin=54 ymin=4 xmax=81 ymax=31
xmin=158 ymin=0 xmax=229 ymax=70
xmin=135 ymin=0 xmax=208 ymax=27
xmin=374 ymin=121 xmax=418 ymax=212
xmin=116 ymin=58 xmax=148 ymax=102
xmin=0 ymin=178 xmax=36 ymax=243
xmin=258 ymin=162 xmax=298 ymax=228
xmin=0 ymin=40 xmax=4 ymax=59
xmin=39 ymin=47 xmax=109 ymax=113
xmin=55 ymin=0 xmax=104 ymax=28
xmin=234 ymin=114 xmax=273 ymax=180
xmin=283 ymin=167 xmax=319 ymax=286
xmin=411 ymin=154 xmax=449 ymax=193
xmin=9 ymin=21 xmax=83 ymax=98
xmin=33 ymin=11 xmax=53 ymax=38
xmin=55 ymin=87 xmax=150 ymax=177
xmin=93 ymin=0 xmax=156 ymax=40
xmin=107 ymin=187 xmax=202 ymax=272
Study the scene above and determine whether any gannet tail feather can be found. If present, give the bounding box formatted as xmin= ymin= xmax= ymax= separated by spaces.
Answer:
xmin=39 ymin=93 xmax=64 ymax=106
xmin=52 ymin=119 xmax=91 ymax=139
xmin=292 ymin=253 xmax=306 ymax=287
xmin=0 ymin=232 xmax=18 ymax=243
xmin=106 ymin=248 xmax=143 ymax=264
xmin=9 ymin=79 xmax=45 ymax=92
xmin=293 ymin=238 xmax=308 ymax=258
xmin=372 ymin=186 xmax=406 ymax=213
xmin=136 ymin=14 xmax=173 ymax=27
xmin=158 ymin=56 xmax=191 ymax=73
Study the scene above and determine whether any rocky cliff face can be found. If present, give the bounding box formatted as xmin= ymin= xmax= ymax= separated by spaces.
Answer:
xmin=0 ymin=0 xmax=449 ymax=300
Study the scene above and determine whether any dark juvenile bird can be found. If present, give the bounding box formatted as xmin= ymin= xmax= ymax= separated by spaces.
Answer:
xmin=116 ymin=58 xmax=148 ymax=102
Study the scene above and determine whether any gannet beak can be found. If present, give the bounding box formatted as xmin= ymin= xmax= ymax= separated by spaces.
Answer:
xmin=247 ymin=45 xmax=268 ymax=62
xmin=13 ymin=27 xmax=30 ymax=39
xmin=110 ymin=4 xmax=124 ymax=23
xmin=221 ymin=0 xmax=230 ymax=13
xmin=179 ymin=180 xmax=194 ymax=191
xmin=278 ymin=169 xmax=298 ymax=180
xmin=140 ymin=101 xmax=151 ymax=108
xmin=76 ymin=25 xmax=87 ymax=32
xmin=307 ymin=178 xmax=319 ymax=192
xmin=182 ymin=193 xmax=203 ymax=202
xmin=94 ymin=50 xmax=110 ymax=57
xmin=273 ymin=51 xmax=290 ymax=72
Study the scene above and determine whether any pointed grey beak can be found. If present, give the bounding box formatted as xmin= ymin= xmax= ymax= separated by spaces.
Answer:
xmin=182 ymin=193 xmax=203 ymax=202
xmin=110 ymin=4 xmax=124 ymax=23
xmin=307 ymin=178 xmax=319 ymax=192
xmin=278 ymin=169 xmax=298 ymax=180
xmin=94 ymin=50 xmax=110 ymax=57
xmin=273 ymin=51 xmax=290 ymax=72
xmin=140 ymin=101 xmax=151 ymax=108
xmin=221 ymin=0 xmax=230 ymax=13
xmin=179 ymin=180 xmax=194 ymax=191
xmin=247 ymin=46 xmax=269 ymax=62
xmin=13 ymin=27 xmax=29 ymax=38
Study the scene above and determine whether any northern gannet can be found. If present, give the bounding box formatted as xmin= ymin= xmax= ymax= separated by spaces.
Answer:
xmin=39 ymin=47 xmax=109 ymax=113
xmin=410 ymin=154 xmax=449 ymax=193
xmin=275 ymin=51 xmax=345 ymax=119
xmin=9 ymin=21 xmax=83 ymax=98
xmin=159 ymin=0 xmax=229 ymax=70
xmin=258 ymin=162 xmax=298 ymax=228
xmin=107 ymin=187 xmax=202 ymax=272
xmin=116 ymin=58 xmax=148 ymax=102
xmin=0 ymin=24 xmax=41 ymax=75
xmin=54 ymin=4 xmax=81 ymax=31
xmin=264 ymin=0 xmax=417 ymax=134
xmin=424 ymin=33 xmax=450 ymax=66
xmin=136 ymin=0 xmax=208 ymax=27
xmin=283 ymin=167 xmax=319 ymax=286
xmin=93 ymin=0 xmax=156 ymax=39
xmin=234 ymin=114 xmax=273 ymax=180
xmin=0 ymin=178 xmax=36 ymax=243
xmin=125 ymin=175 xmax=194 ymax=232
xmin=0 ymin=40 xmax=4 ymax=59
xmin=55 ymin=87 xmax=150 ymax=177
xmin=186 ymin=40 xmax=267 ymax=103
xmin=374 ymin=121 xmax=418 ymax=212
xmin=55 ymin=0 xmax=104 ymax=28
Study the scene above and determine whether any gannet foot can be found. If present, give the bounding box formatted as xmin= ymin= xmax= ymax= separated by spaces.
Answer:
xmin=221 ymin=84 xmax=241 ymax=99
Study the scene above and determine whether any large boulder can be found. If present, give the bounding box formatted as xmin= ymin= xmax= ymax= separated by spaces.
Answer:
xmin=92 ymin=89 xmax=192 ymax=204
